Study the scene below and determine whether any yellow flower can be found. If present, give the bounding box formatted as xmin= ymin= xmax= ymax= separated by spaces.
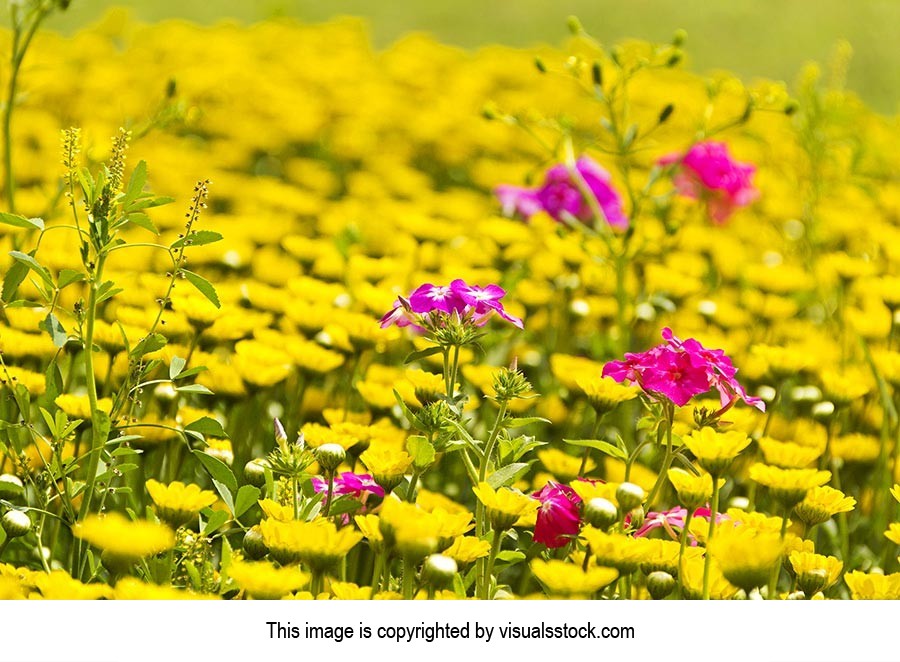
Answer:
xmin=146 ymin=480 xmax=217 ymax=526
xmin=72 ymin=513 xmax=175 ymax=562
xmin=569 ymin=478 xmax=618 ymax=505
xmin=472 ymin=482 xmax=539 ymax=531
xmin=844 ymin=571 xmax=900 ymax=599
xmin=667 ymin=468 xmax=722 ymax=509
xmin=682 ymin=427 xmax=751 ymax=475
xmin=788 ymin=551 xmax=842 ymax=595
xmin=818 ymin=367 xmax=872 ymax=404
xmin=580 ymin=528 xmax=650 ymax=574
xmin=530 ymin=559 xmax=618 ymax=598
xmin=885 ymin=523 xmax=900 ymax=546
xmin=444 ymin=536 xmax=491 ymax=564
xmin=829 ymin=434 xmax=881 ymax=463
xmin=538 ymin=448 xmax=592 ymax=482
xmin=113 ymin=577 xmax=217 ymax=600
xmin=228 ymin=559 xmax=309 ymax=599
xmin=360 ymin=448 xmax=413 ymax=492
xmin=54 ymin=394 xmax=112 ymax=419
xmin=259 ymin=518 xmax=362 ymax=571
xmin=354 ymin=514 xmax=384 ymax=552
xmin=32 ymin=570 xmax=112 ymax=600
xmin=892 ymin=484 xmax=900 ymax=503
xmin=757 ymin=437 xmax=822 ymax=468
xmin=259 ymin=498 xmax=294 ymax=522
xmin=330 ymin=581 xmax=375 ymax=600
xmin=794 ymin=486 xmax=856 ymax=526
xmin=748 ymin=463 xmax=831 ymax=506
xmin=379 ymin=499 xmax=443 ymax=560
xmin=574 ymin=376 xmax=639 ymax=412
xmin=709 ymin=525 xmax=784 ymax=592
xmin=300 ymin=422 xmax=357 ymax=450
xmin=680 ymin=555 xmax=739 ymax=600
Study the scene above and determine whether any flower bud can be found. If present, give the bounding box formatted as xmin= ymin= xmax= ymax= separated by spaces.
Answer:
xmin=316 ymin=444 xmax=346 ymax=474
xmin=672 ymin=29 xmax=687 ymax=47
xmin=811 ymin=401 xmax=835 ymax=421
xmin=615 ymin=482 xmax=645 ymax=512
xmin=584 ymin=498 xmax=618 ymax=531
xmin=242 ymin=526 xmax=269 ymax=560
xmin=0 ymin=474 xmax=25 ymax=502
xmin=421 ymin=554 xmax=458 ymax=589
xmin=647 ymin=570 xmax=676 ymax=600
xmin=627 ymin=505 xmax=645 ymax=531
xmin=1 ymin=509 xmax=31 ymax=538
xmin=798 ymin=568 xmax=829 ymax=597
xmin=243 ymin=459 xmax=269 ymax=487
xmin=566 ymin=15 xmax=583 ymax=35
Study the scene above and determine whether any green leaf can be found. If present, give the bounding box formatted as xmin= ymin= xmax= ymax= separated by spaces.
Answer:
xmin=125 ymin=212 xmax=158 ymax=234
xmin=487 ymin=462 xmax=531 ymax=489
xmin=123 ymin=160 xmax=148 ymax=206
xmin=201 ymin=508 xmax=230 ymax=536
xmin=502 ymin=416 xmax=551 ymax=429
xmin=564 ymin=438 xmax=628 ymax=461
xmin=9 ymin=251 xmax=53 ymax=288
xmin=130 ymin=333 xmax=167 ymax=359
xmin=92 ymin=410 xmax=112 ymax=448
xmin=126 ymin=195 xmax=175 ymax=211
xmin=58 ymin=269 xmax=85 ymax=289
xmin=403 ymin=346 xmax=443 ymax=365
xmin=181 ymin=269 xmax=220 ymax=308
xmin=2 ymin=258 xmax=29 ymax=302
xmin=169 ymin=356 xmax=186 ymax=380
xmin=327 ymin=495 xmax=363 ymax=518
xmin=42 ymin=313 xmax=67 ymax=348
xmin=233 ymin=485 xmax=261 ymax=518
xmin=496 ymin=550 xmax=526 ymax=564
xmin=184 ymin=416 xmax=227 ymax=439
xmin=192 ymin=449 xmax=238 ymax=493
xmin=95 ymin=280 xmax=124 ymax=304
xmin=171 ymin=230 xmax=223 ymax=249
xmin=0 ymin=212 xmax=43 ymax=231
xmin=44 ymin=357 xmax=63 ymax=404
xmin=405 ymin=435 xmax=436 ymax=471
xmin=175 ymin=365 xmax=207 ymax=380
xmin=176 ymin=383 xmax=214 ymax=395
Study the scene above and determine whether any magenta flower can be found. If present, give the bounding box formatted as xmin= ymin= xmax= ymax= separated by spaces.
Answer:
xmin=532 ymin=481 xmax=582 ymax=548
xmin=658 ymin=141 xmax=759 ymax=224
xmin=602 ymin=328 xmax=764 ymax=411
xmin=494 ymin=156 xmax=629 ymax=230
xmin=379 ymin=279 xmax=523 ymax=329
xmin=633 ymin=506 xmax=729 ymax=543
xmin=311 ymin=472 xmax=385 ymax=500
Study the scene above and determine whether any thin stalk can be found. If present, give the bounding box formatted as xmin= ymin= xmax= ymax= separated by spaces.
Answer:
xmin=701 ymin=477 xmax=721 ymax=600
xmin=401 ymin=558 xmax=416 ymax=600
xmin=676 ymin=509 xmax=694 ymax=599
xmin=479 ymin=531 xmax=503 ymax=600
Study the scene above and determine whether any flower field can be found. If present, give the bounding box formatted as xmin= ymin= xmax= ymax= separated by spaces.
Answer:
xmin=0 ymin=7 xmax=899 ymax=600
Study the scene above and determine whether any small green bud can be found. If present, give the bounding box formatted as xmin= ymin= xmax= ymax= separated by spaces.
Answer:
xmin=421 ymin=554 xmax=458 ymax=589
xmin=784 ymin=100 xmax=800 ymax=116
xmin=628 ymin=505 xmax=645 ymax=531
xmin=666 ymin=50 xmax=683 ymax=67
xmin=242 ymin=526 xmax=269 ymax=560
xmin=0 ymin=474 xmax=25 ymax=502
xmin=591 ymin=62 xmax=603 ymax=88
xmin=658 ymin=103 xmax=675 ymax=124
xmin=647 ymin=570 xmax=676 ymax=600
xmin=798 ymin=568 xmax=829 ymax=597
xmin=316 ymin=443 xmax=346 ymax=474
xmin=615 ymin=482 xmax=645 ymax=512
xmin=672 ymin=29 xmax=687 ymax=47
xmin=534 ymin=57 xmax=547 ymax=74
xmin=584 ymin=497 xmax=618 ymax=531
xmin=243 ymin=459 xmax=269 ymax=487
xmin=566 ymin=15 xmax=583 ymax=35
xmin=1 ymin=509 xmax=31 ymax=538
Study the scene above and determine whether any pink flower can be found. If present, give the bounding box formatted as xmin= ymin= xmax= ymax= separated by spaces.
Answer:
xmin=532 ymin=481 xmax=582 ymax=548
xmin=379 ymin=279 xmax=523 ymax=329
xmin=494 ymin=156 xmax=629 ymax=230
xmin=658 ymin=141 xmax=759 ymax=224
xmin=311 ymin=472 xmax=385 ymax=500
xmin=602 ymin=328 xmax=764 ymax=411
xmin=633 ymin=506 xmax=729 ymax=544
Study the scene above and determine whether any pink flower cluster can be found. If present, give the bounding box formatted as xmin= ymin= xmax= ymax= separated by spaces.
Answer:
xmin=658 ymin=141 xmax=759 ymax=224
xmin=495 ymin=156 xmax=629 ymax=230
xmin=602 ymin=328 xmax=764 ymax=411
xmin=379 ymin=279 xmax=523 ymax=329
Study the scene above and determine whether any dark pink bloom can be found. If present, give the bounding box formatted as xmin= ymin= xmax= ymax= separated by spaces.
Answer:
xmin=379 ymin=279 xmax=523 ymax=330
xmin=602 ymin=328 xmax=764 ymax=411
xmin=311 ymin=472 xmax=385 ymax=500
xmin=658 ymin=141 xmax=758 ymax=224
xmin=494 ymin=156 xmax=628 ymax=231
xmin=532 ymin=481 xmax=582 ymax=548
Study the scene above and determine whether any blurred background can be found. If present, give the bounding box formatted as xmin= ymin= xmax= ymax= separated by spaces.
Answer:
xmin=42 ymin=0 xmax=900 ymax=113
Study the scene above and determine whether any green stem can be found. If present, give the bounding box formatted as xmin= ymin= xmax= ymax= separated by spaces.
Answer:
xmin=402 ymin=558 xmax=416 ymax=600
xmin=310 ymin=570 xmax=324 ymax=597
xmin=676 ymin=509 xmax=693 ymax=598
xmin=701 ymin=477 xmax=721 ymax=600
xmin=291 ymin=475 xmax=300 ymax=520
xmin=323 ymin=471 xmax=335 ymax=517
xmin=645 ymin=403 xmax=675 ymax=508
xmin=480 ymin=530 xmax=503 ymax=600
xmin=405 ymin=471 xmax=420 ymax=503
xmin=369 ymin=549 xmax=386 ymax=599
xmin=768 ymin=507 xmax=791 ymax=600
